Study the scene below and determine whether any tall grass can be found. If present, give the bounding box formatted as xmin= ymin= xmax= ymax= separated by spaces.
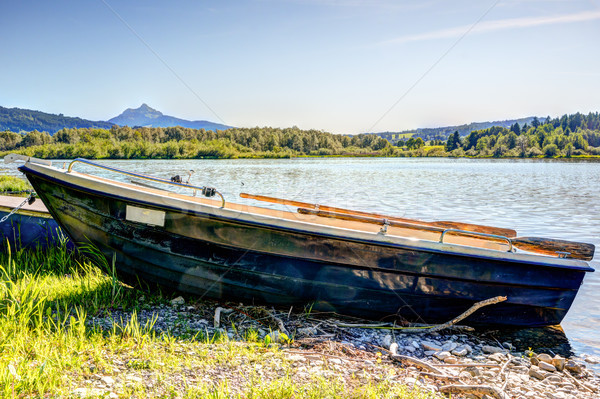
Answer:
xmin=0 ymin=240 xmax=437 ymax=398
xmin=0 ymin=240 xmax=144 ymax=396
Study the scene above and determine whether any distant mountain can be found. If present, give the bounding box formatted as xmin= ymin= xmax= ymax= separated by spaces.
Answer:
xmin=371 ymin=117 xmax=537 ymax=143
xmin=0 ymin=106 xmax=113 ymax=134
xmin=108 ymin=104 xmax=231 ymax=131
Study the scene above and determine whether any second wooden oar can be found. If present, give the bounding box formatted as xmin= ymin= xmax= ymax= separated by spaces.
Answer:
xmin=240 ymin=192 xmax=517 ymax=238
xmin=297 ymin=208 xmax=595 ymax=261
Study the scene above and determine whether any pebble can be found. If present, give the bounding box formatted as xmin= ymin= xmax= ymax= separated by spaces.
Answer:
xmin=170 ymin=296 xmax=185 ymax=306
xmin=565 ymin=360 xmax=584 ymax=374
xmin=421 ymin=341 xmax=442 ymax=352
xmin=433 ymin=351 xmax=451 ymax=361
xmin=297 ymin=327 xmax=317 ymax=336
xmin=442 ymin=341 xmax=458 ymax=352
xmin=488 ymin=353 xmax=506 ymax=363
xmin=553 ymin=355 xmax=566 ymax=372
xmin=584 ymin=355 xmax=600 ymax=364
xmin=539 ymin=361 xmax=557 ymax=372
xmin=502 ymin=341 xmax=514 ymax=350
xmin=481 ymin=345 xmax=504 ymax=354
xmin=529 ymin=365 xmax=547 ymax=380
xmin=101 ymin=376 xmax=115 ymax=386
xmin=452 ymin=347 xmax=469 ymax=357
xmin=443 ymin=355 xmax=458 ymax=364
xmin=381 ymin=334 xmax=392 ymax=348
xmin=538 ymin=353 xmax=553 ymax=363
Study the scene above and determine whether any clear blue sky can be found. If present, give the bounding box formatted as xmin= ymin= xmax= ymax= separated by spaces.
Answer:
xmin=2 ymin=0 xmax=599 ymax=134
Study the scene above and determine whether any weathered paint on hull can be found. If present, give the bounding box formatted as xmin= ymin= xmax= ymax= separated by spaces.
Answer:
xmin=22 ymin=168 xmax=588 ymax=326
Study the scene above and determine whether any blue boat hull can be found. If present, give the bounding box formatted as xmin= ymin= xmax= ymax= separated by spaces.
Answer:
xmin=21 ymin=165 xmax=592 ymax=327
xmin=0 ymin=207 xmax=64 ymax=250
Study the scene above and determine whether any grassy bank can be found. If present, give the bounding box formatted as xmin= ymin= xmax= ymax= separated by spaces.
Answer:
xmin=0 ymin=240 xmax=436 ymax=398
xmin=0 ymin=175 xmax=32 ymax=193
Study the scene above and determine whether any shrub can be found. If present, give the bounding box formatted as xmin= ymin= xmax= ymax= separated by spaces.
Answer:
xmin=542 ymin=144 xmax=560 ymax=157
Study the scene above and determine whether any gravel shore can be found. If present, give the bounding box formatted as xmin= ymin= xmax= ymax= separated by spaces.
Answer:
xmin=80 ymin=297 xmax=600 ymax=399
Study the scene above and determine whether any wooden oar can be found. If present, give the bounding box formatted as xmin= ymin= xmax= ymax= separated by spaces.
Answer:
xmin=240 ymin=193 xmax=517 ymax=238
xmin=297 ymin=208 xmax=595 ymax=261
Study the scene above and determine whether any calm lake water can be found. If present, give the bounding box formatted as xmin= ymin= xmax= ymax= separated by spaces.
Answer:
xmin=4 ymin=157 xmax=600 ymax=360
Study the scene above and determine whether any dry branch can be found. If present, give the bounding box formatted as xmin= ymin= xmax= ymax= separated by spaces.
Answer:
xmin=418 ymin=371 xmax=460 ymax=382
xmin=213 ymin=307 xmax=233 ymax=328
xmin=399 ymin=296 xmax=507 ymax=333
xmin=390 ymin=354 xmax=446 ymax=375
xmin=434 ymin=363 xmax=502 ymax=368
xmin=439 ymin=384 xmax=508 ymax=399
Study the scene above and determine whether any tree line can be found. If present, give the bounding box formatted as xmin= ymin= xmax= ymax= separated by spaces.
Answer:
xmin=0 ymin=125 xmax=393 ymax=159
xmin=1 ymin=111 xmax=599 ymax=159
xmin=441 ymin=112 xmax=600 ymax=158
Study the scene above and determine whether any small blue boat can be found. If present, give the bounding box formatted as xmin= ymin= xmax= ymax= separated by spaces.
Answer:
xmin=14 ymin=155 xmax=596 ymax=327
xmin=0 ymin=194 xmax=65 ymax=250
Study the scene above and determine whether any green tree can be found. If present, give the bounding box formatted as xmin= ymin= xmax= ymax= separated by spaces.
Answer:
xmin=21 ymin=130 xmax=52 ymax=147
xmin=445 ymin=131 xmax=461 ymax=152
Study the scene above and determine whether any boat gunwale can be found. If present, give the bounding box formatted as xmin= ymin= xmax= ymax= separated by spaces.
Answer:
xmin=18 ymin=162 xmax=595 ymax=273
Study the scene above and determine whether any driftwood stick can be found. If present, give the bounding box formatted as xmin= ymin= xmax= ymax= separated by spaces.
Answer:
xmin=439 ymin=384 xmax=508 ymax=399
xmin=419 ymin=372 xmax=460 ymax=382
xmin=333 ymin=322 xmax=391 ymax=328
xmin=333 ymin=321 xmax=474 ymax=332
xmin=267 ymin=310 xmax=289 ymax=335
xmin=426 ymin=295 xmax=507 ymax=332
xmin=389 ymin=344 xmax=446 ymax=374
xmin=390 ymin=354 xmax=446 ymax=375
xmin=564 ymin=370 xmax=595 ymax=393
xmin=434 ymin=363 xmax=502 ymax=368
xmin=399 ymin=296 xmax=507 ymax=333
xmin=213 ymin=307 xmax=233 ymax=328
xmin=498 ymin=355 xmax=514 ymax=381
xmin=408 ymin=323 xmax=475 ymax=332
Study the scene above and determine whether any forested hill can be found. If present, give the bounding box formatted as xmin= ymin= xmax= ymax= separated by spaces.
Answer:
xmin=0 ymin=104 xmax=231 ymax=134
xmin=373 ymin=117 xmax=536 ymax=143
xmin=0 ymin=106 xmax=113 ymax=134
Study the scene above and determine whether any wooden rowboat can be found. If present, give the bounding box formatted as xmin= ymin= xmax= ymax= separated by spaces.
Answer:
xmin=0 ymin=194 xmax=65 ymax=250
xmin=13 ymin=155 xmax=595 ymax=327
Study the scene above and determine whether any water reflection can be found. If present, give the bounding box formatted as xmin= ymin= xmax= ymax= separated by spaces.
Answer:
xmin=491 ymin=326 xmax=573 ymax=358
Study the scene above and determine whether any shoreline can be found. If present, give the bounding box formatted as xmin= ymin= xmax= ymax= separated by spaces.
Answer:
xmin=3 ymin=151 xmax=600 ymax=161
xmin=82 ymin=297 xmax=600 ymax=398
